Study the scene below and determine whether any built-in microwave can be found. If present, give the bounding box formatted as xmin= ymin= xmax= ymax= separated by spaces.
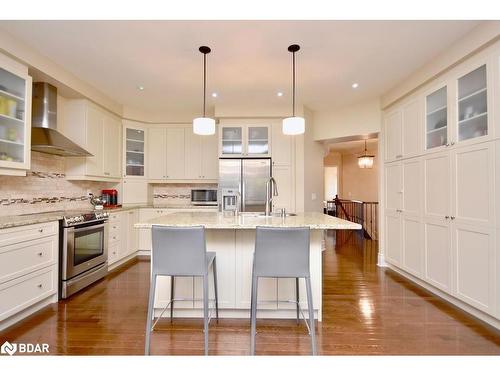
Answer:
xmin=191 ymin=189 xmax=218 ymax=206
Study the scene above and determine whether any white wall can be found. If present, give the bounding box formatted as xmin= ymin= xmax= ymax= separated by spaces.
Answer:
xmin=313 ymin=98 xmax=381 ymax=141
xmin=303 ymin=107 xmax=325 ymax=212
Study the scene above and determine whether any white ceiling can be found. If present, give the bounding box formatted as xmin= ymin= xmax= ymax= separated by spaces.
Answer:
xmin=0 ymin=20 xmax=481 ymax=117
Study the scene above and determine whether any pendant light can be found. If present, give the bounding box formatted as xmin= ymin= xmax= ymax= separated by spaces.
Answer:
xmin=282 ymin=44 xmax=305 ymax=135
xmin=193 ymin=46 xmax=215 ymax=135
xmin=358 ymin=140 xmax=375 ymax=169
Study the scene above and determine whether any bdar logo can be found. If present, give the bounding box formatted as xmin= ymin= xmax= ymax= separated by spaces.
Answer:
xmin=1 ymin=341 xmax=17 ymax=356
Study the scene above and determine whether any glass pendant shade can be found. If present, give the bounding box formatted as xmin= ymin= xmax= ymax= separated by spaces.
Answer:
xmin=282 ymin=116 xmax=305 ymax=135
xmin=358 ymin=155 xmax=374 ymax=169
xmin=193 ymin=117 xmax=215 ymax=135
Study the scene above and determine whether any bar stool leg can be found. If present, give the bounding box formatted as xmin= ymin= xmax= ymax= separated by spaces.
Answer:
xmin=170 ymin=276 xmax=175 ymax=323
xmin=250 ymin=274 xmax=258 ymax=355
xmin=295 ymin=278 xmax=300 ymax=325
xmin=305 ymin=277 xmax=317 ymax=355
xmin=203 ymin=274 xmax=209 ymax=355
xmin=144 ymin=274 xmax=157 ymax=355
xmin=213 ymin=258 xmax=219 ymax=322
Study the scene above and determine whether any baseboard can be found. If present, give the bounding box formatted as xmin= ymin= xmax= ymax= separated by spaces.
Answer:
xmin=386 ymin=262 xmax=500 ymax=331
xmin=0 ymin=293 xmax=57 ymax=332
xmin=377 ymin=252 xmax=388 ymax=267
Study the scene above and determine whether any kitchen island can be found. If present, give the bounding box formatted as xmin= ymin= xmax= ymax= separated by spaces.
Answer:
xmin=134 ymin=212 xmax=361 ymax=321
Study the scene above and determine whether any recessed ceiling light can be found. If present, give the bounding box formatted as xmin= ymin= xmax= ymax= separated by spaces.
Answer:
xmin=211 ymin=92 xmax=218 ymax=98
xmin=137 ymin=85 xmax=145 ymax=91
xmin=277 ymin=92 xmax=284 ymax=97
xmin=352 ymin=83 xmax=359 ymax=89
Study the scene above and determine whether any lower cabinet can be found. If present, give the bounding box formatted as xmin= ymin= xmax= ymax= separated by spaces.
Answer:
xmin=107 ymin=209 xmax=139 ymax=267
xmin=384 ymin=211 xmax=402 ymax=266
xmin=423 ymin=217 xmax=452 ymax=293
xmin=0 ymin=221 xmax=59 ymax=330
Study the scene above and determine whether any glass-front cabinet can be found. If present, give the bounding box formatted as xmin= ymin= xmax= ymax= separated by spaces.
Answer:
xmin=425 ymin=86 xmax=448 ymax=149
xmin=0 ymin=54 xmax=32 ymax=174
xmin=219 ymin=124 xmax=271 ymax=157
xmin=456 ymin=64 xmax=488 ymax=142
xmin=123 ymin=122 xmax=146 ymax=177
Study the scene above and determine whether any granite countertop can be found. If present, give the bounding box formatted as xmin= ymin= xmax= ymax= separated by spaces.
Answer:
xmin=134 ymin=211 xmax=361 ymax=230
xmin=0 ymin=212 xmax=65 ymax=230
xmin=0 ymin=205 xmax=218 ymax=230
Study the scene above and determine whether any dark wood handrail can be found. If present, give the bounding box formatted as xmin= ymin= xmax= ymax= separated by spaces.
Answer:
xmin=325 ymin=195 xmax=379 ymax=241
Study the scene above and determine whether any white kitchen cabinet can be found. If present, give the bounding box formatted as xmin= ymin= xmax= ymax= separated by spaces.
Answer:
xmin=423 ymin=151 xmax=451 ymax=220
xmin=271 ymin=122 xmax=293 ymax=166
xmin=123 ymin=121 xmax=147 ymax=178
xmin=402 ymin=216 xmax=423 ymax=277
xmin=384 ymin=162 xmax=402 ymax=212
xmin=122 ymin=179 xmax=150 ymax=204
xmin=219 ymin=124 xmax=271 ymax=158
xmin=0 ymin=52 xmax=32 ymax=176
xmin=124 ymin=209 xmax=138 ymax=256
xmin=402 ymin=98 xmax=423 ymax=157
xmin=148 ymin=125 xmax=218 ymax=182
xmin=384 ymin=110 xmax=402 ymax=162
xmin=166 ymin=127 xmax=186 ymax=179
xmin=402 ymin=158 xmax=422 ymax=216
xmin=425 ymin=84 xmax=449 ymax=150
xmin=455 ymin=63 xmax=493 ymax=145
xmin=271 ymin=165 xmax=295 ymax=213
xmin=424 ymin=218 xmax=452 ymax=292
xmin=0 ymin=221 xmax=58 ymax=330
xmin=64 ymin=100 xmax=121 ymax=181
xmin=451 ymin=142 xmax=495 ymax=228
xmin=102 ymin=115 xmax=122 ymax=178
xmin=385 ymin=211 xmax=402 ymax=266
xmin=148 ymin=126 xmax=167 ymax=180
xmin=452 ymin=222 xmax=496 ymax=314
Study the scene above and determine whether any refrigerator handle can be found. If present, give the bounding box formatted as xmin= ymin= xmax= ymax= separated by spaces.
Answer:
xmin=241 ymin=173 xmax=245 ymax=212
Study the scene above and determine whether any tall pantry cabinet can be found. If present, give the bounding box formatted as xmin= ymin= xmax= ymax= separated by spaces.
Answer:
xmin=382 ymin=46 xmax=499 ymax=325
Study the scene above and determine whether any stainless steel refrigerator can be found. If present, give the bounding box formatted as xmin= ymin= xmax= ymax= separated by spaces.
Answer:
xmin=218 ymin=158 xmax=271 ymax=212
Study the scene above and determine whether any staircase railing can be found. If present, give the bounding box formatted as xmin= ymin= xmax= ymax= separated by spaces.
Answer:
xmin=325 ymin=195 xmax=378 ymax=240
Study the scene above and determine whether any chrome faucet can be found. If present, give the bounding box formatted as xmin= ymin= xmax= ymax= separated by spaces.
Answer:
xmin=265 ymin=177 xmax=279 ymax=216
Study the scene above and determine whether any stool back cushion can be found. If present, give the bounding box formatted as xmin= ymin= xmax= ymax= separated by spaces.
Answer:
xmin=151 ymin=225 xmax=207 ymax=276
xmin=254 ymin=226 xmax=310 ymax=278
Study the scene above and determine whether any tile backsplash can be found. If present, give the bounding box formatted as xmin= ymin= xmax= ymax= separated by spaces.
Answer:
xmin=152 ymin=183 xmax=217 ymax=206
xmin=0 ymin=152 xmax=117 ymax=216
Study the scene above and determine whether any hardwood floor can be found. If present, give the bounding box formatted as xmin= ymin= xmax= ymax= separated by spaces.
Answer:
xmin=1 ymin=230 xmax=499 ymax=355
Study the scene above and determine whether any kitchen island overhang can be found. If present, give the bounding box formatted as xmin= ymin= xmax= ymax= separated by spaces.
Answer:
xmin=135 ymin=212 xmax=361 ymax=321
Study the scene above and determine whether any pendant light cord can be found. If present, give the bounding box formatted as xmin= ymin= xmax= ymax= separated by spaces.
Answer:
xmin=203 ymin=52 xmax=206 ymax=117
xmin=292 ymin=51 xmax=296 ymax=117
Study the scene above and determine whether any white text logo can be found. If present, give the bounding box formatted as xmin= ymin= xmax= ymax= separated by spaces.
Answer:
xmin=0 ymin=341 xmax=49 ymax=355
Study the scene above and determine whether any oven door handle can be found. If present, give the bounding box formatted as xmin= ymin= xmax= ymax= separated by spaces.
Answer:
xmin=73 ymin=223 xmax=106 ymax=233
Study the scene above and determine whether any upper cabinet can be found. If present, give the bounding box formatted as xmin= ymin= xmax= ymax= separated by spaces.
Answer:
xmin=123 ymin=121 xmax=147 ymax=178
xmin=219 ymin=124 xmax=271 ymax=157
xmin=0 ymin=53 xmax=32 ymax=175
xmin=425 ymin=85 xmax=448 ymax=150
xmin=64 ymin=100 xmax=121 ymax=180
xmin=148 ymin=125 xmax=218 ymax=182
xmin=456 ymin=64 xmax=490 ymax=143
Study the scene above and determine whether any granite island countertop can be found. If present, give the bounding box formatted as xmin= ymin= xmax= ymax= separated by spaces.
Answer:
xmin=134 ymin=211 xmax=361 ymax=230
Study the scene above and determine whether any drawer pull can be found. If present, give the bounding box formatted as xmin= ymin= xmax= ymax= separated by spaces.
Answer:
xmin=38 ymin=252 xmax=43 ymax=256
xmin=37 ymin=284 xmax=43 ymax=288
xmin=38 ymin=229 xmax=44 ymax=233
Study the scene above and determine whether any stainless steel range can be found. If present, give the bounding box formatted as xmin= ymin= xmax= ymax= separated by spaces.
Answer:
xmin=60 ymin=210 xmax=109 ymax=299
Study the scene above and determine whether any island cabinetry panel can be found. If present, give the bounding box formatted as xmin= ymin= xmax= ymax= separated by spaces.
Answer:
xmin=234 ymin=230 xmax=277 ymax=310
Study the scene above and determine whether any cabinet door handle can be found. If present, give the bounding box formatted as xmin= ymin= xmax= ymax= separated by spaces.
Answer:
xmin=450 ymin=142 xmax=455 ymax=146
xmin=445 ymin=216 xmax=449 ymax=219
xmin=450 ymin=216 xmax=455 ymax=220
xmin=38 ymin=228 xmax=44 ymax=233
xmin=37 ymin=284 xmax=43 ymax=288
xmin=38 ymin=252 xmax=43 ymax=256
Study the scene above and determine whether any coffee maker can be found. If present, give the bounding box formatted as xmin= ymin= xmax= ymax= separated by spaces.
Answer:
xmin=102 ymin=189 xmax=119 ymax=208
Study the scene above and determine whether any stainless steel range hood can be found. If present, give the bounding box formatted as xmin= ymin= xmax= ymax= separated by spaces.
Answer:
xmin=31 ymin=82 xmax=92 ymax=157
